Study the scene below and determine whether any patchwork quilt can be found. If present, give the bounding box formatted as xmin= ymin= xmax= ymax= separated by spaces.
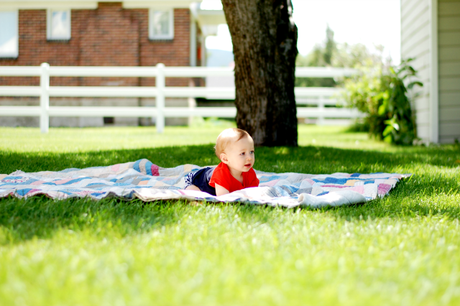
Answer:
xmin=0 ymin=159 xmax=410 ymax=208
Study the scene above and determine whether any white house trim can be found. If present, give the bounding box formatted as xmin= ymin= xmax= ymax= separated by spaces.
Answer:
xmin=123 ymin=0 xmax=196 ymax=9
xmin=0 ymin=1 xmax=98 ymax=9
xmin=148 ymin=8 xmax=174 ymax=40
xmin=189 ymin=3 xmax=226 ymax=67
xmin=0 ymin=9 xmax=18 ymax=58
xmin=0 ymin=1 xmax=196 ymax=10
xmin=46 ymin=8 xmax=71 ymax=41
xmin=429 ymin=0 xmax=439 ymax=143
xmin=190 ymin=15 xmax=197 ymax=66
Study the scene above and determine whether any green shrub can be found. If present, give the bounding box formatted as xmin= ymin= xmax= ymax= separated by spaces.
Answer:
xmin=342 ymin=59 xmax=423 ymax=145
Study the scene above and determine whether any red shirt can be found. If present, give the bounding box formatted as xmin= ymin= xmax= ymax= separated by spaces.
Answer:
xmin=209 ymin=162 xmax=259 ymax=193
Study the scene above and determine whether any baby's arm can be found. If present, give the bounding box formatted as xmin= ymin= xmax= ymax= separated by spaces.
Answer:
xmin=215 ymin=184 xmax=230 ymax=196
xmin=185 ymin=185 xmax=201 ymax=191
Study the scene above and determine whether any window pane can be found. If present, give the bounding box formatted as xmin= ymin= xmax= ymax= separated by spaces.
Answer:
xmin=151 ymin=10 xmax=170 ymax=37
xmin=50 ymin=10 xmax=70 ymax=39
xmin=0 ymin=11 xmax=18 ymax=57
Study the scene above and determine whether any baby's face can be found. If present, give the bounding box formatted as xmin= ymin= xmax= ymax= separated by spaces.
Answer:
xmin=223 ymin=137 xmax=255 ymax=173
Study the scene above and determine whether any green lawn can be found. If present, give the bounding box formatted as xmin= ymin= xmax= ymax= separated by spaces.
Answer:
xmin=0 ymin=124 xmax=459 ymax=306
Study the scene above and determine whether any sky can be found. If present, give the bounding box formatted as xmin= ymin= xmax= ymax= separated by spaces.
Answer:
xmin=204 ymin=0 xmax=401 ymax=64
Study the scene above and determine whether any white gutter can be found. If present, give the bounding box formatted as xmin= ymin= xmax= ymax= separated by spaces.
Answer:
xmin=189 ymin=2 xmax=200 ymax=67
xmin=429 ymin=0 xmax=439 ymax=143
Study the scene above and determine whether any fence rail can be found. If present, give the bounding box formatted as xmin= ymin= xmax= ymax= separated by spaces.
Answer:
xmin=0 ymin=63 xmax=360 ymax=133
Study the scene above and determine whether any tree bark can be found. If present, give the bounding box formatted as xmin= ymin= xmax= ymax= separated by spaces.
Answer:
xmin=221 ymin=0 xmax=298 ymax=146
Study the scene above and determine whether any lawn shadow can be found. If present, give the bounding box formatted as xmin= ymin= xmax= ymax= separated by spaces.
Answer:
xmin=0 ymin=195 xmax=285 ymax=245
xmin=0 ymin=144 xmax=219 ymax=174
xmin=1 ymin=143 xmax=459 ymax=243
xmin=307 ymin=177 xmax=460 ymax=222
xmin=1 ymin=143 xmax=459 ymax=174
xmin=0 ymin=195 xmax=193 ymax=245
xmin=256 ymin=145 xmax=460 ymax=174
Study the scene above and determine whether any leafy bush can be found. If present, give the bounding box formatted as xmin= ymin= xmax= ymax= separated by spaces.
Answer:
xmin=342 ymin=59 xmax=423 ymax=145
xmin=296 ymin=26 xmax=384 ymax=88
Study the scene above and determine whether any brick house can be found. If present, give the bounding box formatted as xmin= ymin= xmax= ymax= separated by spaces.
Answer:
xmin=0 ymin=0 xmax=225 ymax=127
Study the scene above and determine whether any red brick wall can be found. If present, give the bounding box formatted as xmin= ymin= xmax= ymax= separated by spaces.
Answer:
xmin=0 ymin=3 xmax=192 ymax=87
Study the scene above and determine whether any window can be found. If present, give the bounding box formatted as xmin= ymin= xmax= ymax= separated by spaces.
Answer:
xmin=149 ymin=9 xmax=174 ymax=40
xmin=0 ymin=10 xmax=18 ymax=58
xmin=47 ymin=9 xmax=71 ymax=40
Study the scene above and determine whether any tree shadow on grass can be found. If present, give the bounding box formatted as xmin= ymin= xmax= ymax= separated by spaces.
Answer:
xmin=1 ymin=143 xmax=459 ymax=175
xmin=0 ymin=196 xmax=284 ymax=245
xmin=0 ymin=144 xmax=459 ymax=244
xmin=0 ymin=195 xmax=194 ymax=245
xmin=256 ymin=145 xmax=460 ymax=174
xmin=0 ymin=144 xmax=219 ymax=175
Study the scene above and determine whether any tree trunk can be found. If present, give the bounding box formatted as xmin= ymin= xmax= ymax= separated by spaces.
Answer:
xmin=221 ymin=0 xmax=298 ymax=146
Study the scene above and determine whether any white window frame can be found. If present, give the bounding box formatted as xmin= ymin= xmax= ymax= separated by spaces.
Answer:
xmin=149 ymin=8 xmax=174 ymax=40
xmin=47 ymin=8 xmax=71 ymax=40
xmin=0 ymin=10 xmax=19 ymax=58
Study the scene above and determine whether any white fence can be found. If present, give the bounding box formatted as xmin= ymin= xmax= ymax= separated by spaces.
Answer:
xmin=0 ymin=63 xmax=360 ymax=133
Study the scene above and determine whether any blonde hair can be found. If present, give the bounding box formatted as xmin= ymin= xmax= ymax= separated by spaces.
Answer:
xmin=215 ymin=128 xmax=251 ymax=158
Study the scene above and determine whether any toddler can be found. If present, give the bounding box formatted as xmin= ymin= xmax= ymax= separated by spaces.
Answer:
xmin=184 ymin=128 xmax=259 ymax=196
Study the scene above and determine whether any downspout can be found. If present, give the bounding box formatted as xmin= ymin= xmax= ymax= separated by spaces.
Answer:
xmin=190 ymin=3 xmax=198 ymax=67
xmin=188 ymin=3 xmax=199 ymax=125
xmin=429 ymin=0 xmax=439 ymax=143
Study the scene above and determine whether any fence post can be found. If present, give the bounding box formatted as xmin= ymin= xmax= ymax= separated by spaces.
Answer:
xmin=40 ymin=63 xmax=50 ymax=133
xmin=156 ymin=63 xmax=165 ymax=133
xmin=188 ymin=79 xmax=196 ymax=126
xmin=317 ymin=95 xmax=325 ymax=125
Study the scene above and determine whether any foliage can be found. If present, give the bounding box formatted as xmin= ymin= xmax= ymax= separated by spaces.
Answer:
xmin=295 ymin=25 xmax=337 ymax=87
xmin=1 ymin=126 xmax=460 ymax=305
xmin=295 ymin=25 xmax=384 ymax=88
xmin=333 ymin=43 xmax=385 ymax=69
xmin=342 ymin=59 xmax=423 ymax=145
